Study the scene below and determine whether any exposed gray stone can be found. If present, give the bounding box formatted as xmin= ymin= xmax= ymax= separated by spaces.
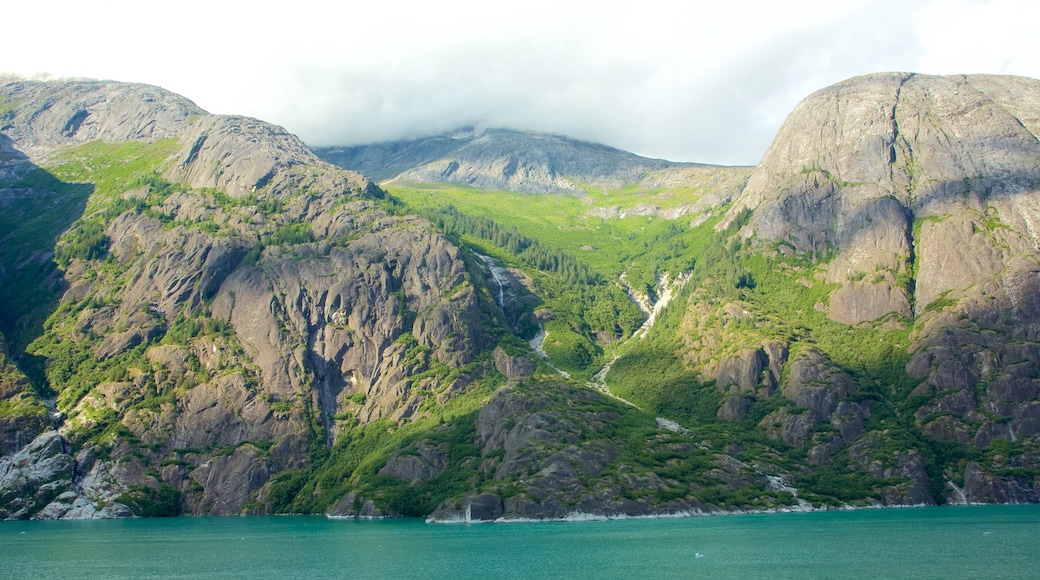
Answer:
xmin=963 ymin=462 xmax=1040 ymax=504
xmin=316 ymin=127 xmax=751 ymax=197
xmin=722 ymin=73 xmax=1040 ymax=328
xmin=782 ymin=348 xmax=856 ymax=419
xmin=378 ymin=444 xmax=448 ymax=484
xmin=717 ymin=396 xmax=752 ymax=420
xmin=493 ymin=347 xmax=537 ymax=380
xmin=828 ymin=278 xmax=912 ymax=325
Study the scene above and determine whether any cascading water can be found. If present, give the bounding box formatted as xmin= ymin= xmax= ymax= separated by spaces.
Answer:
xmin=479 ymin=254 xmax=506 ymax=309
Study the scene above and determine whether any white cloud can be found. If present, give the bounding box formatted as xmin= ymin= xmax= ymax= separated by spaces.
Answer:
xmin=2 ymin=0 xmax=1038 ymax=165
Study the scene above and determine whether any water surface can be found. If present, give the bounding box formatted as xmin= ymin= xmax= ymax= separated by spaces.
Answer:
xmin=2 ymin=505 xmax=1037 ymax=578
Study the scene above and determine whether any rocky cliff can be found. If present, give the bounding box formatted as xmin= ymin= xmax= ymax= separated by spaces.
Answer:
xmin=722 ymin=73 xmax=1040 ymax=323
xmin=3 ymin=73 xmax=1039 ymax=522
xmin=687 ymin=73 xmax=1040 ymax=503
xmin=0 ymin=80 xmax=495 ymax=519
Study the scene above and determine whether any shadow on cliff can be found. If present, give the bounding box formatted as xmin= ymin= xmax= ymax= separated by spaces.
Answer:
xmin=756 ymin=163 xmax=1040 ymax=399
xmin=798 ymin=167 xmax=1040 ymax=433
xmin=908 ymin=167 xmax=1040 ymax=214
xmin=771 ymin=166 xmax=1040 ymax=258
xmin=0 ymin=133 xmax=92 ymax=394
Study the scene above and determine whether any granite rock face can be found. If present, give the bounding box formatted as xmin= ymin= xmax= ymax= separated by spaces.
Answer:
xmin=0 ymin=80 xmax=203 ymax=157
xmin=493 ymin=347 xmax=537 ymax=380
xmin=0 ymin=79 xmax=492 ymax=518
xmin=718 ymin=73 xmax=1040 ymax=502
xmin=724 ymin=73 xmax=1040 ymax=324
xmin=0 ymin=430 xmax=140 ymax=520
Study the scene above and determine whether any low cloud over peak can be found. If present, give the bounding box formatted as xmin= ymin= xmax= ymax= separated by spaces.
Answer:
xmin=3 ymin=0 xmax=1037 ymax=165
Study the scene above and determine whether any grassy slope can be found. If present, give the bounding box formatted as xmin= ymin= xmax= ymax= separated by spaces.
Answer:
xmin=388 ymin=182 xmax=705 ymax=287
xmin=382 ymin=179 xmax=1020 ymax=507
xmin=4 ymin=137 xmax=1019 ymax=513
xmin=386 ymin=182 xmax=723 ymax=379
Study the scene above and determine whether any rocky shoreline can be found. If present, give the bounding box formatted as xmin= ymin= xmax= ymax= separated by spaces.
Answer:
xmin=418 ymin=501 xmax=937 ymax=524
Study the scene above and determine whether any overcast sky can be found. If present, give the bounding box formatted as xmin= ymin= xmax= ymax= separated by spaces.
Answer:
xmin=3 ymin=0 xmax=1038 ymax=165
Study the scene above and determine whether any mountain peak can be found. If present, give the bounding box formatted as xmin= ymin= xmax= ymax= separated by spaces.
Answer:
xmin=314 ymin=127 xmax=709 ymax=193
xmin=0 ymin=79 xmax=205 ymax=156
xmin=721 ymin=70 xmax=1040 ymax=331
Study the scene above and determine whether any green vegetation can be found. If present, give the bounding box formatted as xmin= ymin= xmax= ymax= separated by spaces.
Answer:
xmin=54 ymin=220 xmax=109 ymax=266
xmin=384 ymin=182 xmax=726 ymax=376
xmin=923 ymin=292 xmax=959 ymax=314
xmin=0 ymin=169 xmax=93 ymax=355
xmin=267 ymin=223 xmax=314 ymax=246
xmin=1 ymin=112 xmax=1031 ymax=520
xmin=0 ymin=334 xmax=49 ymax=421
xmin=540 ymin=320 xmax=596 ymax=373
xmin=267 ymin=368 xmax=503 ymax=515
xmin=389 ymin=182 xmax=708 ymax=290
xmin=116 ymin=484 xmax=181 ymax=517
xmin=0 ymin=141 xmax=179 ymax=356
xmin=46 ymin=140 xmax=180 ymax=209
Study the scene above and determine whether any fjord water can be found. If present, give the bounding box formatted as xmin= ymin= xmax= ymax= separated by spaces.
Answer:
xmin=2 ymin=506 xmax=1037 ymax=579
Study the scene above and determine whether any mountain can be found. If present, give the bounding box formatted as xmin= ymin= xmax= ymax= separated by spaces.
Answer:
xmin=0 ymin=80 xmax=765 ymax=522
xmin=343 ymin=72 xmax=1040 ymax=512
xmin=705 ymin=73 xmax=1040 ymax=500
xmin=606 ymin=72 xmax=1040 ymax=507
xmin=315 ymin=127 xmax=748 ymax=196
xmin=2 ymin=72 xmax=1039 ymax=523
xmin=0 ymin=80 xmax=496 ymax=518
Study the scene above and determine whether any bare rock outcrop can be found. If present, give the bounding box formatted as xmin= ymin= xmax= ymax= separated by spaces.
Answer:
xmin=718 ymin=72 xmax=1040 ymax=503
xmin=722 ymin=73 xmax=1040 ymax=326
xmin=379 ymin=444 xmax=448 ymax=484
xmin=781 ymin=347 xmax=857 ymax=418
xmin=759 ymin=347 xmax=869 ymax=452
xmin=0 ymin=80 xmax=203 ymax=159
xmin=847 ymin=436 xmax=935 ymax=506
xmin=0 ymin=79 xmax=495 ymax=517
xmin=493 ymin=347 xmax=537 ymax=380
xmin=715 ymin=340 xmax=788 ymax=398
xmin=962 ymin=462 xmax=1040 ymax=504
xmin=0 ymin=430 xmax=141 ymax=520
xmin=827 ymin=277 xmax=912 ymax=325
xmin=325 ymin=491 xmax=385 ymax=518
xmin=316 ymin=127 xmax=745 ymax=197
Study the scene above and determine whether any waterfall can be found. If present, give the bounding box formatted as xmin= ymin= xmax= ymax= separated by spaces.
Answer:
xmin=479 ymin=255 xmax=505 ymax=308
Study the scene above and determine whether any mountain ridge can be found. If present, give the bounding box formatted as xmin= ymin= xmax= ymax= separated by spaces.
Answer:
xmin=0 ymin=79 xmax=500 ymax=518
xmin=2 ymin=73 xmax=1040 ymax=522
xmin=315 ymin=127 xmax=739 ymax=194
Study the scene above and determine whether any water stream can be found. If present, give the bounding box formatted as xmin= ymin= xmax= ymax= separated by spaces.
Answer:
xmin=528 ymin=328 xmax=570 ymax=378
xmin=498 ymin=262 xmax=689 ymax=421
xmin=588 ymin=271 xmax=691 ymax=414
xmin=478 ymin=254 xmax=505 ymax=309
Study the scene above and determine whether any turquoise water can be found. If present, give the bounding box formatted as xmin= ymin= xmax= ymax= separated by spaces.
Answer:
xmin=1 ymin=506 xmax=1038 ymax=579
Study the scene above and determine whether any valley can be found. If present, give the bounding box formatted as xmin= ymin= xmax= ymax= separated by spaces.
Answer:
xmin=2 ymin=73 xmax=1039 ymax=522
